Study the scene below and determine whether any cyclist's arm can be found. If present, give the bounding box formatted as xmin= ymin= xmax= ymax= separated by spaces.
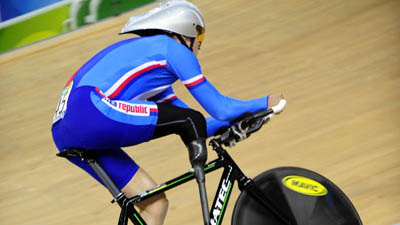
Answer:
xmin=206 ymin=117 xmax=230 ymax=137
xmin=182 ymin=79 xmax=268 ymax=136
xmin=188 ymin=80 xmax=269 ymax=121
xmin=166 ymin=38 xmax=267 ymax=132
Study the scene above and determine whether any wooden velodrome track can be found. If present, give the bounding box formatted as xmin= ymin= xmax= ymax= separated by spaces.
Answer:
xmin=1 ymin=0 xmax=399 ymax=224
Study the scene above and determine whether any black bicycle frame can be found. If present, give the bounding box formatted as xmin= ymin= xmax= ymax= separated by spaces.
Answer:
xmin=117 ymin=153 xmax=237 ymax=225
xmin=115 ymin=139 xmax=292 ymax=225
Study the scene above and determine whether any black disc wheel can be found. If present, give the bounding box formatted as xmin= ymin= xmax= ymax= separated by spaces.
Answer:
xmin=231 ymin=167 xmax=362 ymax=225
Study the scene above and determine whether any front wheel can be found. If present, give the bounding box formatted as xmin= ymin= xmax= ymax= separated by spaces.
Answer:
xmin=231 ymin=167 xmax=362 ymax=225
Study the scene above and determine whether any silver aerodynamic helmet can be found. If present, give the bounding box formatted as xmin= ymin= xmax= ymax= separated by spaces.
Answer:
xmin=120 ymin=0 xmax=205 ymax=42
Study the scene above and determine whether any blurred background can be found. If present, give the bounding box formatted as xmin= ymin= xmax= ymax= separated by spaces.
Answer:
xmin=0 ymin=0 xmax=155 ymax=53
xmin=0 ymin=0 xmax=399 ymax=225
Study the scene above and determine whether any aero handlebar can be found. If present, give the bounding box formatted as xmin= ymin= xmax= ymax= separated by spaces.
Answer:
xmin=215 ymin=99 xmax=287 ymax=147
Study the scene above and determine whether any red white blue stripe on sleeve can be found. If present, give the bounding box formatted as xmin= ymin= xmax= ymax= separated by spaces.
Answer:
xmin=182 ymin=74 xmax=206 ymax=89
xmin=156 ymin=94 xmax=177 ymax=103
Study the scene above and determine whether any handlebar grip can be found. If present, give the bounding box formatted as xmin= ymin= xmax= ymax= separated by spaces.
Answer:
xmin=271 ymin=99 xmax=287 ymax=114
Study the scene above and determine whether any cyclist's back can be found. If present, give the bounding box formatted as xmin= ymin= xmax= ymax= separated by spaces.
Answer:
xmin=69 ymin=35 xmax=202 ymax=101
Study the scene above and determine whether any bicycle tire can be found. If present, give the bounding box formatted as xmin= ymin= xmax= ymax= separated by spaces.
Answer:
xmin=231 ymin=167 xmax=362 ymax=225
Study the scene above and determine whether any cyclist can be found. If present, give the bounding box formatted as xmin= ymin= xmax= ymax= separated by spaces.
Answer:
xmin=51 ymin=1 xmax=285 ymax=224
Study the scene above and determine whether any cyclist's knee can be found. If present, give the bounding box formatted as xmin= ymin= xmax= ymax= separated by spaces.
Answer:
xmin=138 ymin=192 xmax=169 ymax=212
xmin=154 ymin=193 xmax=169 ymax=214
xmin=155 ymin=192 xmax=169 ymax=208
xmin=183 ymin=109 xmax=207 ymax=140
xmin=137 ymin=192 xmax=168 ymax=225
xmin=187 ymin=109 xmax=206 ymax=126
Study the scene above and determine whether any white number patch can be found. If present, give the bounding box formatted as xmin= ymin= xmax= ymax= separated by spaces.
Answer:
xmin=52 ymin=81 xmax=73 ymax=124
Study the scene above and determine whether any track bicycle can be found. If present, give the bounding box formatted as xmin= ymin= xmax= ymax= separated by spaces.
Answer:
xmin=57 ymin=100 xmax=362 ymax=225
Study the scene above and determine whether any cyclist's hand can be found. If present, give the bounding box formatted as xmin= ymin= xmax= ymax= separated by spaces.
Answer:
xmin=268 ymin=94 xmax=285 ymax=112
xmin=216 ymin=95 xmax=287 ymax=147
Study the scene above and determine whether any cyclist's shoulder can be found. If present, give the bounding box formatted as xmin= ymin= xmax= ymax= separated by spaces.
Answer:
xmin=107 ymin=35 xmax=171 ymax=51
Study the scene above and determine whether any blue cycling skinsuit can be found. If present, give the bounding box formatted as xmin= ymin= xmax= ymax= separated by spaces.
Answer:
xmin=51 ymin=35 xmax=269 ymax=189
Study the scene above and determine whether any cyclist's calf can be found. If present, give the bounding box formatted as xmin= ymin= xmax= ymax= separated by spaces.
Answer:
xmin=122 ymin=168 xmax=169 ymax=225
xmin=136 ymin=192 xmax=169 ymax=225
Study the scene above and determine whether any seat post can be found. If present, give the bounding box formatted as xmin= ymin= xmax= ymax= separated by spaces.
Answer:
xmin=87 ymin=158 xmax=124 ymax=200
xmin=57 ymin=148 xmax=124 ymax=201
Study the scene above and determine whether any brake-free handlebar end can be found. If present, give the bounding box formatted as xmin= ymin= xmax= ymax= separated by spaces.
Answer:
xmin=266 ymin=99 xmax=286 ymax=120
xmin=271 ymin=99 xmax=287 ymax=114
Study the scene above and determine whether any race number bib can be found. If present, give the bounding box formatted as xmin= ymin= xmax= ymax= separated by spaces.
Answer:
xmin=52 ymin=81 xmax=73 ymax=124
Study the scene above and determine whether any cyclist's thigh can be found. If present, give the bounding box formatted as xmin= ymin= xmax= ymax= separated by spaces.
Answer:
xmin=68 ymin=148 xmax=140 ymax=190
xmin=152 ymin=103 xmax=207 ymax=144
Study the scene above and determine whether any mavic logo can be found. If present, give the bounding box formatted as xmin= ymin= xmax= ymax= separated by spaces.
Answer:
xmin=210 ymin=178 xmax=230 ymax=225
